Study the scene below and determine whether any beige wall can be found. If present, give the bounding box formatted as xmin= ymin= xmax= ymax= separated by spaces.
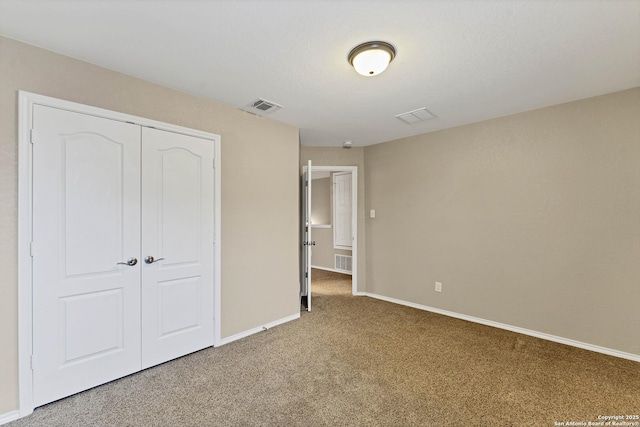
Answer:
xmin=311 ymin=177 xmax=331 ymax=225
xmin=0 ymin=36 xmax=300 ymax=413
xmin=301 ymin=147 xmax=366 ymax=290
xmin=364 ymin=88 xmax=640 ymax=356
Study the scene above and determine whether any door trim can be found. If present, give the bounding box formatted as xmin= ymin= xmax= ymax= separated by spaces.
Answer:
xmin=302 ymin=165 xmax=358 ymax=296
xmin=17 ymin=91 xmax=222 ymax=417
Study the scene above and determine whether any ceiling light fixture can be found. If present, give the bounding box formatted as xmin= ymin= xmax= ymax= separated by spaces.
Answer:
xmin=348 ymin=41 xmax=396 ymax=76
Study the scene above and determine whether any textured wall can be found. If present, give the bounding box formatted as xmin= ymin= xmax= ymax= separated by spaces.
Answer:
xmin=301 ymin=147 xmax=366 ymax=291
xmin=0 ymin=36 xmax=300 ymax=413
xmin=365 ymin=88 xmax=640 ymax=356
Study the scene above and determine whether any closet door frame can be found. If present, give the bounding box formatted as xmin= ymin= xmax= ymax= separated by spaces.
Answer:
xmin=17 ymin=91 xmax=222 ymax=418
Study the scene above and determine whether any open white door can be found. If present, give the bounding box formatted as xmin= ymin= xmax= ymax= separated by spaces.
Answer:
xmin=301 ymin=160 xmax=312 ymax=311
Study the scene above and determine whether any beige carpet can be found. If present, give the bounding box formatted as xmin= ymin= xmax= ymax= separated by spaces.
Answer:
xmin=9 ymin=269 xmax=639 ymax=426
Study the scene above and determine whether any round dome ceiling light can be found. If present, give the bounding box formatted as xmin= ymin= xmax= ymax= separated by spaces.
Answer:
xmin=348 ymin=41 xmax=396 ymax=77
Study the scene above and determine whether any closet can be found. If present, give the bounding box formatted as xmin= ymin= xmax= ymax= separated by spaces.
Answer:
xmin=29 ymin=102 xmax=217 ymax=406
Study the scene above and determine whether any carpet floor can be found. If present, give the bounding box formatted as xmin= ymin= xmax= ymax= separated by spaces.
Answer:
xmin=9 ymin=269 xmax=639 ymax=426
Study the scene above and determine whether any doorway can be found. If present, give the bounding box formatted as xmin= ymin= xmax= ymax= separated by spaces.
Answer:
xmin=301 ymin=164 xmax=358 ymax=311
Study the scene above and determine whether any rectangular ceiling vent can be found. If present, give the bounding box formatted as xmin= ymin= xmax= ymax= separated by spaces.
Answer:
xmin=244 ymin=98 xmax=283 ymax=115
xmin=396 ymin=107 xmax=436 ymax=124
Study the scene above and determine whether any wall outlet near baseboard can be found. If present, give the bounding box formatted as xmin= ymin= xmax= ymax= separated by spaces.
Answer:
xmin=435 ymin=282 xmax=442 ymax=292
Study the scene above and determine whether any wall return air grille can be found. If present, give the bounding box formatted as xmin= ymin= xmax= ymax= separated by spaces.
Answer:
xmin=335 ymin=254 xmax=353 ymax=274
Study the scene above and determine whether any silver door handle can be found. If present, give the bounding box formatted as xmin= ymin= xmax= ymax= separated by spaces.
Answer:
xmin=145 ymin=256 xmax=165 ymax=264
xmin=117 ymin=257 xmax=138 ymax=266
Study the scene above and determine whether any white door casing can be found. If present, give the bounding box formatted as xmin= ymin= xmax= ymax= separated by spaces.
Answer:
xmin=141 ymin=127 xmax=214 ymax=368
xmin=32 ymin=105 xmax=142 ymax=406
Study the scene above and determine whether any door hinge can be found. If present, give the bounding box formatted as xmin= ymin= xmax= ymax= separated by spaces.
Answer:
xmin=212 ymin=158 xmax=215 ymax=169
xmin=30 ymin=354 xmax=34 ymax=370
xmin=30 ymin=129 xmax=35 ymax=144
xmin=30 ymin=241 xmax=35 ymax=257
xmin=305 ymin=272 xmax=308 ymax=278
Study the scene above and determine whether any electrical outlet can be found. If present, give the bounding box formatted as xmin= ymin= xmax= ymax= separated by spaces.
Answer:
xmin=435 ymin=282 xmax=442 ymax=292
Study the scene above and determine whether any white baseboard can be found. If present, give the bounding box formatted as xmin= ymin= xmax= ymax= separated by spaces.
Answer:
xmin=0 ymin=410 xmax=20 ymax=425
xmin=310 ymin=265 xmax=353 ymax=276
xmin=362 ymin=292 xmax=640 ymax=363
xmin=216 ymin=312 xmax=300 ymax=346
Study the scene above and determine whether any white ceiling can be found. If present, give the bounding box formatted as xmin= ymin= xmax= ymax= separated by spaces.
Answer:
xmin=1 ymin=1 xmax=639 ymax=147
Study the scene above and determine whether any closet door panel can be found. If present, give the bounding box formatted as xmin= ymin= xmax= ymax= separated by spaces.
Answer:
xmin=32 ymin=105 xmax=142 ymax=406
xmin=141 ymin=127 xmax=215 ymax=368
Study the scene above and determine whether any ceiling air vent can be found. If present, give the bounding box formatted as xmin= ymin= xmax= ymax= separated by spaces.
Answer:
xmin=243 ymin=98 xmax=283 ymax=115
xmin=396 ymin=107 xmax=436 ymax=124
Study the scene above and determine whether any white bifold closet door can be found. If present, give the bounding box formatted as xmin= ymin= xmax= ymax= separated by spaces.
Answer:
xmin=31 ymin=105 xmax=214 ymax=407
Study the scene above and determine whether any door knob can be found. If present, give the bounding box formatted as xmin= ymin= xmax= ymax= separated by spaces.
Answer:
xmin=145 ymin=256 xmax=165 ymax=264
xmin=117 ymin=257 xmax=138 ymax=266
